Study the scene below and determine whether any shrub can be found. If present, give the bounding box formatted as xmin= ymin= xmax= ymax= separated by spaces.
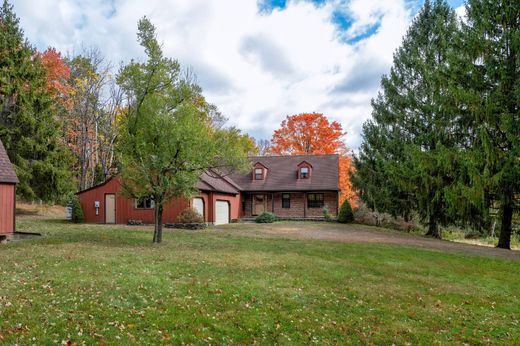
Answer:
xmin=255 ymin=212 xmax=277 ymax=223
xmin=68 ymin=194 xmax=84 ymax=223
xmin=322 ymin=206 xmax=333 ymax=221
xmin=177 ymin=207 xmax=204 ymax=224
xmin=337 ymin=200 xmax=354 ymax=224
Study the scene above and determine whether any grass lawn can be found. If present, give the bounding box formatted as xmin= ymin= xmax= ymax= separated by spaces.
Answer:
xmin=1 ymin=218 xmax=519 ymax=345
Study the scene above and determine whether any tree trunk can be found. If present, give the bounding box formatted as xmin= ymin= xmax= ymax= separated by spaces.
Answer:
xmin=497 ymin=192 xmax=513 ymax=250
xmin=425 ymin=215 xmax=442 ymax=239
xmin=153 ymin=202 xmax=164 ymax=244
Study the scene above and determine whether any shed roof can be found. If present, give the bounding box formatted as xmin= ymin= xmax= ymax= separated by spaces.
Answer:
xmin=0 ymin=139 xmax=18 ymax=184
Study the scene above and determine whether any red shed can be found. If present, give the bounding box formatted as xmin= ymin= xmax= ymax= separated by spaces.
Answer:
xmin=0 ymin=139 xmax=18 ymax=236
xmin=77 ymin=171 xmax=241 ymax=225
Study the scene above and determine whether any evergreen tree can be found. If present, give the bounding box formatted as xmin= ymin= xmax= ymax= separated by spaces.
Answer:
xmin=453 ymin=0 xmax=519 ymax=249
xmin=0 ymin=0 xmax=73 ymax=202
xmin=354 ymin=0 xmax=461 ymax=238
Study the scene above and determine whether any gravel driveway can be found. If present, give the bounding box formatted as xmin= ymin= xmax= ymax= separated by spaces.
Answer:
xmin=217 ymin=222 xmax=520 ymax=261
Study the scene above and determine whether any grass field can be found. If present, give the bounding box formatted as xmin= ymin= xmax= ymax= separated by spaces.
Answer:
xmin=1 ymin=218 xmax=519 ymax=345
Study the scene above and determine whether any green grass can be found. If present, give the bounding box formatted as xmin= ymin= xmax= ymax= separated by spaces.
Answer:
xmin=1 ymin=219 xmax=519 ymax=345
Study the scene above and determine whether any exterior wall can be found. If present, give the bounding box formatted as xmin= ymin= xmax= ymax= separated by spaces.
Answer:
xmin=0 ymin=183 xmax=15 ymax=234
xmin=79 ymin=177 xmax=189 ymax=224
xmin=242 ymin=191 xmax=338 ymax=218
xmin=205 ymin=192 xmax=241 ymax=223
xmin=305 ymin=191 xmax=338 ymax=217
xmin=78 ymin=177 xmax=240 ymax=224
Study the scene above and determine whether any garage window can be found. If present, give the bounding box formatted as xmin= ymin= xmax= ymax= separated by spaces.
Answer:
xmin=282 ymin=193 xmax=290 ymax=208
xmin=135 ymin=197 xmax=155 ymax=209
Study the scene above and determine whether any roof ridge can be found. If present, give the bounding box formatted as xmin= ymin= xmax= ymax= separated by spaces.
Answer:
xmin=249 ymin=153 xmax=340 ymax=158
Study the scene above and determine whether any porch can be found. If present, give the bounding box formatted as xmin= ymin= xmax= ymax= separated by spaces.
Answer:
xmin=241 ymin=191 xmax=339 ymax=219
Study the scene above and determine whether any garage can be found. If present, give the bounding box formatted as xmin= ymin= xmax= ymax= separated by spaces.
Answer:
xmin=215 ymin=200 xmax=230 ymax=225
xmin=192 ymin=198 xmax=204 ymax=218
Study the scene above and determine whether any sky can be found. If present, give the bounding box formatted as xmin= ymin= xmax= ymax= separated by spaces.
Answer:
xmin=13 ymin=0 xmax=465 ymax=150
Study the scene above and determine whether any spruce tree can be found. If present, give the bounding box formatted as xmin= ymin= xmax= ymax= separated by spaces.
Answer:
xmin=453 ymin=0 xmax=519 ymax=249
xmin=354 ymin=0 xmax=460 ymax=238
xmin=0 ymin=0 xmax=73 ymax=202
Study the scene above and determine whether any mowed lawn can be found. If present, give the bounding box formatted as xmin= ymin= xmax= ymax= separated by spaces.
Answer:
xmin=1 ymin=218 xmax=519 ymax=345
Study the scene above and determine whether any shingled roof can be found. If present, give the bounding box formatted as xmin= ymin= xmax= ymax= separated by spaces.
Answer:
xmin=0 ymin=139 xmax=18 ymax=184
xmin=196 ymin=171 xmax=240 ymax=194
xmin=229 ymin=154 xmax=339 ymax=192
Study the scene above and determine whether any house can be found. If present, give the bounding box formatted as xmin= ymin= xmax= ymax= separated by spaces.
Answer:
xmin=229 ymin=155 xmax=339 ymax=218
xmin=0 ymin=139 xmax=19 ymax=237
xmin=77 ymin=154 xmax=339 ymax=224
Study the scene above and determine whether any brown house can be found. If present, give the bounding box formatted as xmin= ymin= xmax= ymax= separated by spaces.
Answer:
xmin=77 ymin=154 xmax=340 ymax=225
xmin=229 ymin=154 xmax=340 ymax=218
xmin=0 ymin=139 xmax=19 ymax=237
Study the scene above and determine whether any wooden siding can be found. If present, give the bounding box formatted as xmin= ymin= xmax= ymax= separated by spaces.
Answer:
xmin=0 ymin=183 xmax=15 ymax=234
xmin=78 ymin=177 xmax=190 ymax=224
xmin=78 ymin=177 xmax=241 ymax=224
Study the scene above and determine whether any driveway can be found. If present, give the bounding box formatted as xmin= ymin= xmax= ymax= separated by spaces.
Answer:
xmin=217 ymin=222 xmax=520 ymax=261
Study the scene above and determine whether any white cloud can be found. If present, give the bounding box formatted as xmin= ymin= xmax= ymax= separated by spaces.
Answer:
xmin=13 ymin=0 xmax=414 ymax=150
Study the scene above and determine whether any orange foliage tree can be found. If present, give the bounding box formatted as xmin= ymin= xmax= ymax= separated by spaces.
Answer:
xmin=270 ymin=113 xmax=357 ymax=207
xmin=40 ymin=47 xmax=72 ymax=102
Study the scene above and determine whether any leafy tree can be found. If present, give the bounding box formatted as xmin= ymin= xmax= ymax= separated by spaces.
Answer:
xmin=0 ymin=0 xmax=73 ymax=202
xmin=337 ymin=199 xmax=354 ymax=223
xmin=354 ymin=0 xmax=460 ymax=238
xmin=40 ymin=47 xmax=73 ymax=103
xmin=117 ymin=17 xmax=250 ymax=243
xmin=271 ymin=112 xmax=346 ymax=155
xmin=270 ymin=112 xmax=357 ymax=207
xmin=452 ymin=0 xmax=520 ymax=249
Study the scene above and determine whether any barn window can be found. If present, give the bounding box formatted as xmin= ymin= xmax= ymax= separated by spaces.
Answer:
xmin=135 ymin=197 xmax=155 ymax=209
xmin=300 ymin=167 xmax=309 ymax=179
xmin=282 ymin=193 xmax=290 ymax=208
xmin=307 ymin=193 xmax=324 ymax=208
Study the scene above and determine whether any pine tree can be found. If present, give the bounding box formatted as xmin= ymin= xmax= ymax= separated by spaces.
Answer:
xmin=0 ymin=0 xmax=73 ymax=202
xmin=354 ymin=0 xmax=461 ymax=238
xmin=454 ymin=0 xmax=520 ymax=249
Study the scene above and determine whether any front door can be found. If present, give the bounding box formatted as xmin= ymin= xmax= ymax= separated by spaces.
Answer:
xmin=253 ymin=194 xmax=266 ymax=215
xmin=105 ymin=194 xmax=116 ymax=224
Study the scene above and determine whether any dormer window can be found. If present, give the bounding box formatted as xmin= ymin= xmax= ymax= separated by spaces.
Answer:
xmin=255 ymin=168 xmax=264 ymax=180
xmin=297 ymin=161 xmax=312 ymax=179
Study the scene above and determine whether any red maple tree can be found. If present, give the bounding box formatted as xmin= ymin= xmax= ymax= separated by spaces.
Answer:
xmin=270 ymin=112 xmax=357 ymax=207
xmin=40 ymin=47 xmax=72 ymax=102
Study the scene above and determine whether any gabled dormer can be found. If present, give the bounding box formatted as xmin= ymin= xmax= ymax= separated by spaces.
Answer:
xmin=297 ymin=161 xmax=312 ymax=179
xmin=252 ymin=162 xmax=268 ymax=181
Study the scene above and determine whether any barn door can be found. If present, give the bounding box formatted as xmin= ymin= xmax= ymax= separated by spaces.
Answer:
xmin=105 ymin=194 xmax=116 ymax=224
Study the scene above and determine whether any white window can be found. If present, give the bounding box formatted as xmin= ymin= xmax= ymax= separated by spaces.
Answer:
xmin=255 ymin=168 xmax=263 ymax=180
xmin=300 ymin=167 xmax=309 ymax=179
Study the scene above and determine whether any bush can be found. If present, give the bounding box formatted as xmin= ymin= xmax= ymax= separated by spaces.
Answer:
xmin=255 ymin=212 xmax=277 ymax=223
xmin=177 ymin=207 xmax=204 ymax=224
xmin=322 ymin=206 xmax=333 ymax=221
xmin=69 ymin=194 xmax=84 ymax=223
xmin=337 ymin=200 xmax=354 ymax=224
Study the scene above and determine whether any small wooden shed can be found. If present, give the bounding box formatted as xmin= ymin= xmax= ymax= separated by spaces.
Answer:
xmin=0 ymin=139 xmax=18 ymax=236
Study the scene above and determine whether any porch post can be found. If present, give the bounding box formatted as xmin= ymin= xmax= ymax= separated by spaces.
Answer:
xmin=303 ymin=193 xmax=307 ymax=218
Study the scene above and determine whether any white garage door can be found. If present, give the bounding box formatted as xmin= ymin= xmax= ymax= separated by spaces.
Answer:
xmin=215 ymin=201 xmax=229 ymax=225
xmin=192 ymin=198 xmax=204 ymax=218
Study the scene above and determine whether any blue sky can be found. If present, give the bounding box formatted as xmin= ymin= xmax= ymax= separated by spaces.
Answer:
xmin=13 ymin=0 xmax=465 ymax=150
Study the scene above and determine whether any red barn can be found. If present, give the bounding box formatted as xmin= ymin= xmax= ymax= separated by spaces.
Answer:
xmin=0 ymin=139 xmax=18 ymax=236
xmin=77 ymin=171 xmax=241 ymax=225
